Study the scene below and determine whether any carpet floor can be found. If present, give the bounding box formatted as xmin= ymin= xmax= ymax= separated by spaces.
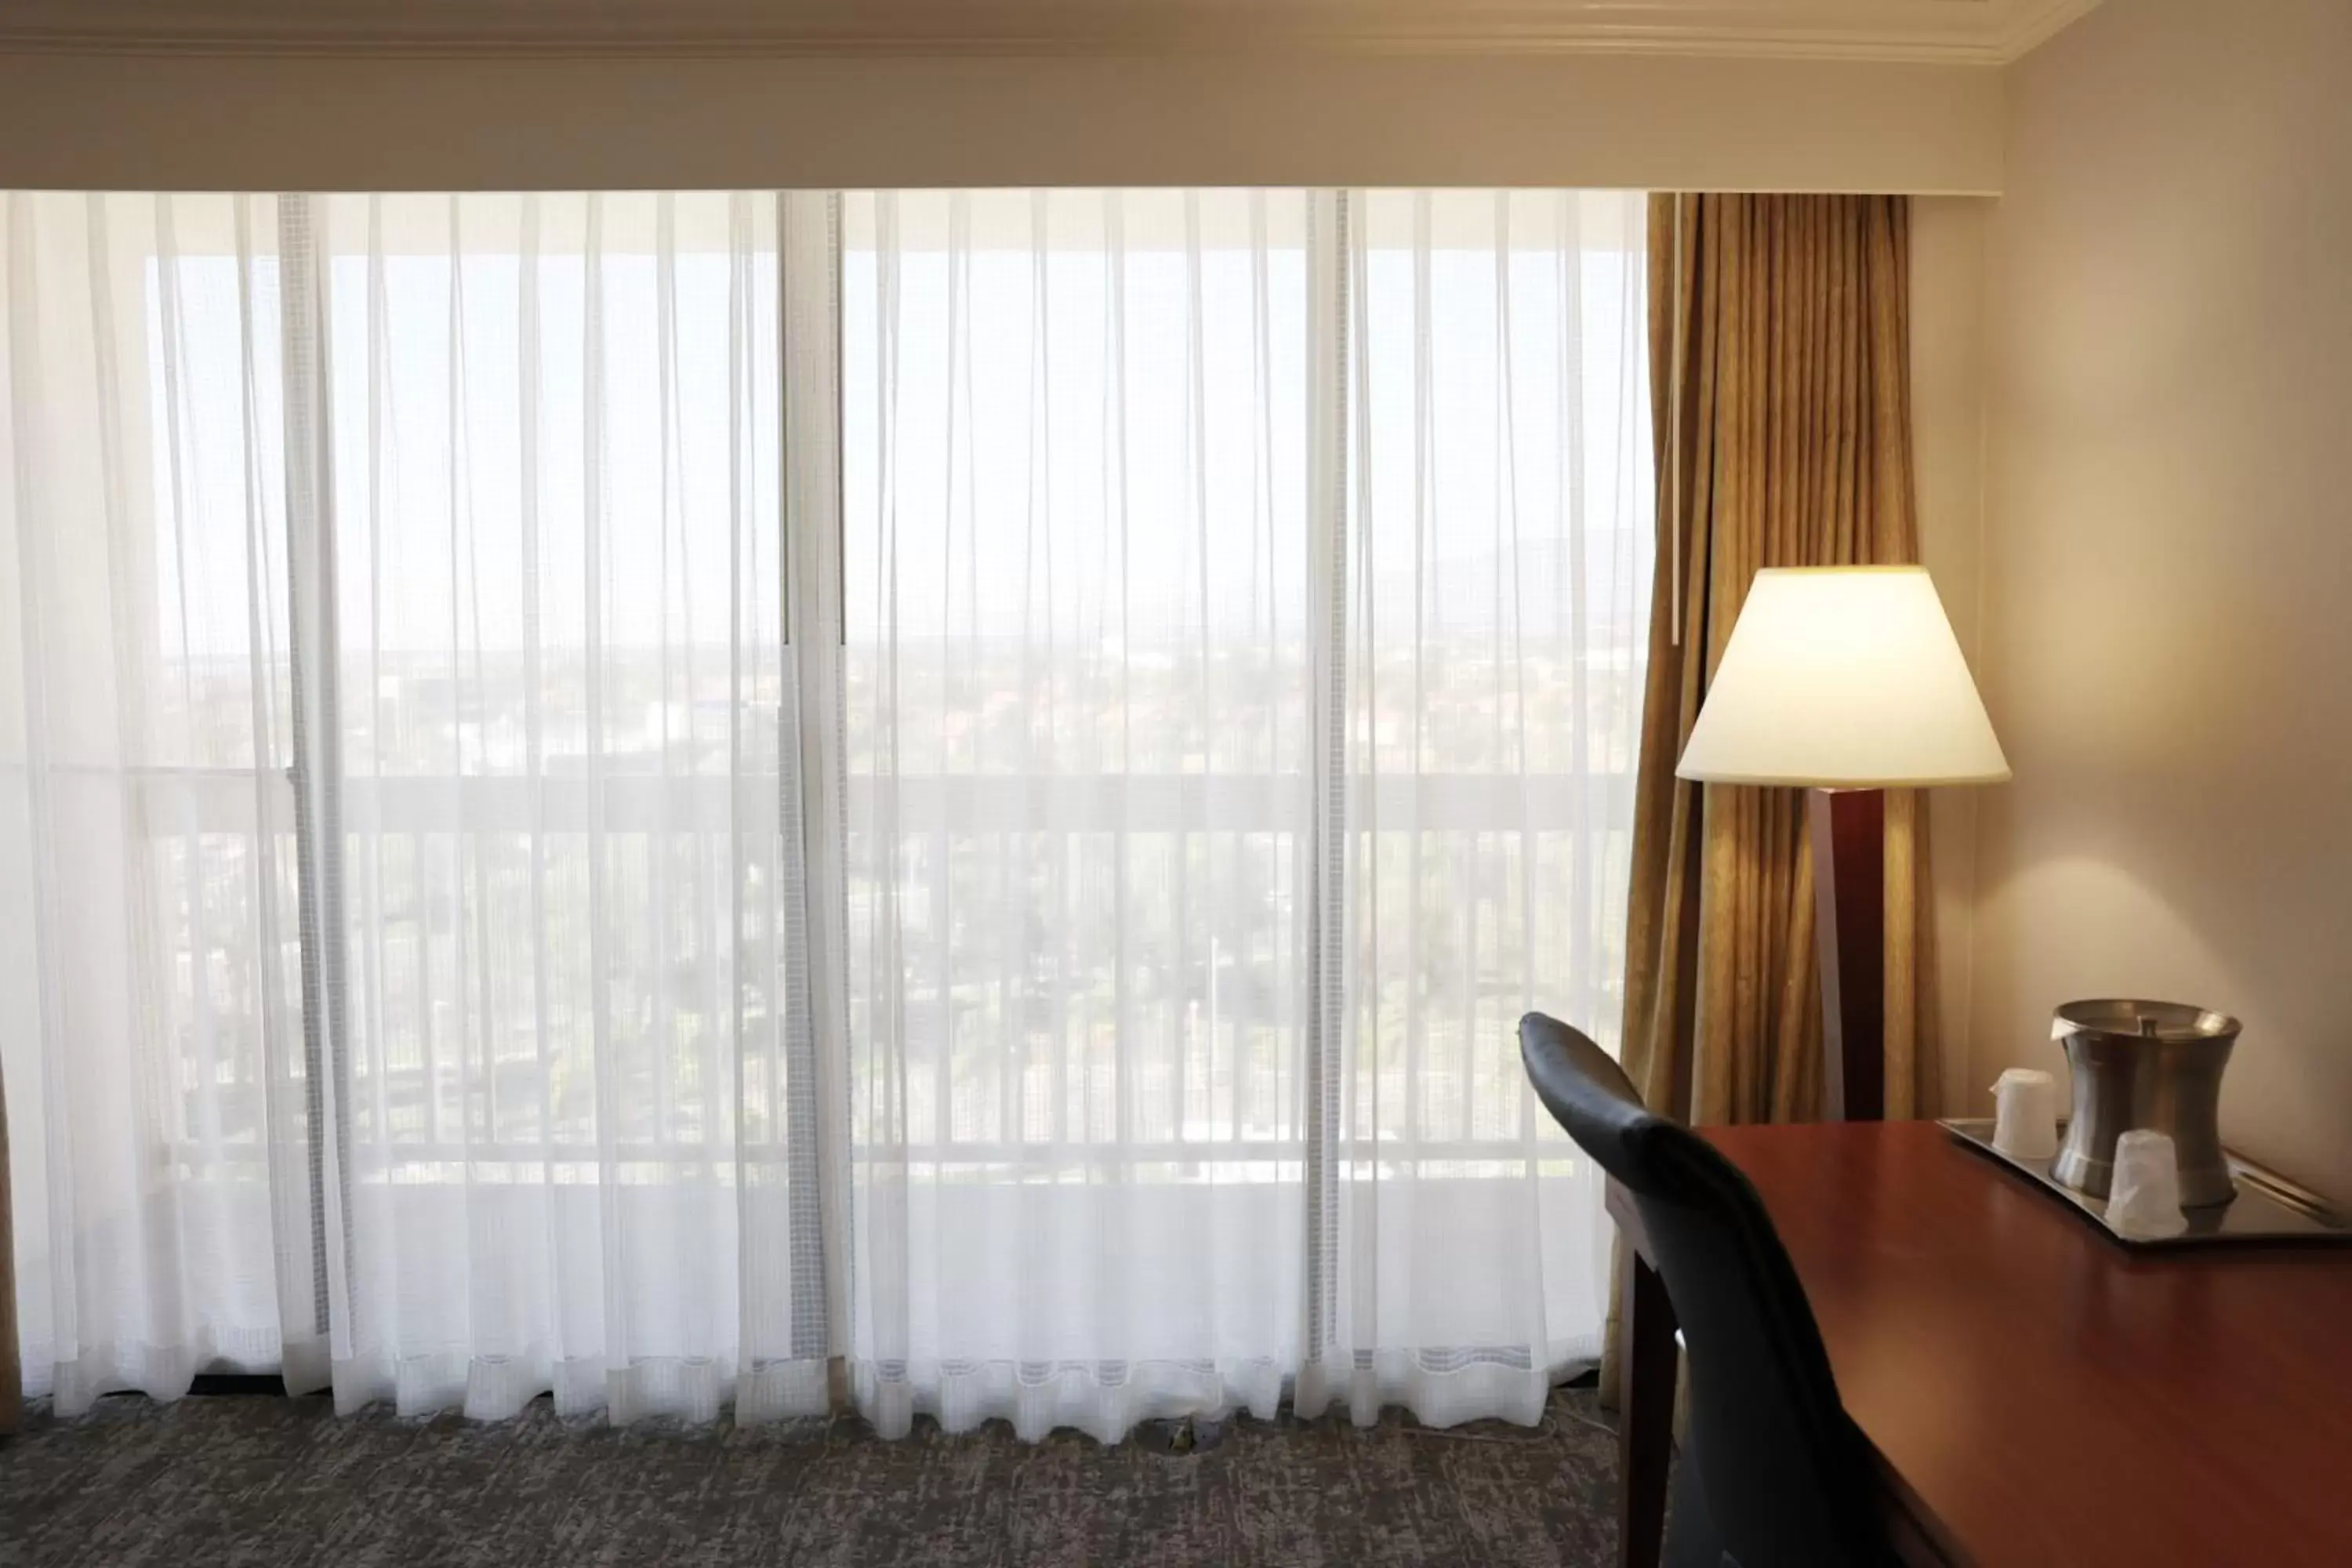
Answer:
xmin=0 ymin=1387 xmax=1622 ymax=1567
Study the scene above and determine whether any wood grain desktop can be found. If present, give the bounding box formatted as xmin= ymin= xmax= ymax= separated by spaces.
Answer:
xmin=1612 ymin=1121 xmax=2352 ymax=1567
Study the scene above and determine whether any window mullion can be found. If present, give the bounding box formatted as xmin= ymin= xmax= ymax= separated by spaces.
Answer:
xmin=1302 ymin=187 xmax=1352 ymax=1388
xmin=780 ymin=189 xmax=851 ymax=1381
xmin=275 ymin=191 xmax=351 ymax=1364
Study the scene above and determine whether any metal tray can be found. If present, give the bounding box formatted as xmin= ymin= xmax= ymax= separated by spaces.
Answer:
xmin=1939 ymin=1119 xmax=2352 ymax=1249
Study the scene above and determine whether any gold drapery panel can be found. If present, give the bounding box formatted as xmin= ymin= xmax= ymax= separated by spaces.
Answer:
xmin=1626 ymin=191 xmax=1938 ymax=1128
xmin=1601 ymin=191 xmax=1939 ymax=1396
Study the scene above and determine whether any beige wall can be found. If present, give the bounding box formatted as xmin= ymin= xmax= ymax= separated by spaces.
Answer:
xmin=0 ymin=50 xmax=2001 ymax=194
xmin=1971 ymin=0 xmax=2352 ymax=1196
xmin=1910 ymin=195 xmax=1994 ymax=1117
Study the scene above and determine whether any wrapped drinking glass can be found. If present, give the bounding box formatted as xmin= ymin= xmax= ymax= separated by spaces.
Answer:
xmin=1990 ymin=1068 xmax=2060 ymax=1160
xmin=2107 ymin=1128 xmax=2190 ymax=1240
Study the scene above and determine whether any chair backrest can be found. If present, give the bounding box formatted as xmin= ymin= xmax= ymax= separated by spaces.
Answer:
xmin=1519 ymin=1012 xmax=1889 ymax=1568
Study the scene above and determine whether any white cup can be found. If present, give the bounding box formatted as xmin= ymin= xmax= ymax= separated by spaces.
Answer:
xmin=1990 ymin=1068 xmax=2060 ymax=1161
xmin=2107 ymin=1128 xmax=2190 ymax=1240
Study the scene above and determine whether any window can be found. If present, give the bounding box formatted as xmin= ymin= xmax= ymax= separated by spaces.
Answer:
xmin=4 ymin=187 xmax=1646 ymax=1436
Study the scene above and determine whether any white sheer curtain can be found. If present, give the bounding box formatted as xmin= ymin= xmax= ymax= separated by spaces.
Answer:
xmin=308 ymin=191 xmax=824 ymax=1421
xmin=1303 ymin=190 xmax=1650 ymax=1425
xmin=2 ymin=191 xmax=828 ymax=1422
xmin=2 ymin=194 xmax=316 ymax=1411
xmin=837 ymin=189 xmax=1648 ymax=1440
xmin=838 ymin=190 xmax=1315 ymax=1440
xmin=6 ymin=185 xmax=1643 ymax=1439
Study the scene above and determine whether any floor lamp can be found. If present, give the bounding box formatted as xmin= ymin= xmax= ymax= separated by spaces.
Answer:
xmin=1675 ymin=567 xmax=2009 ymax=1121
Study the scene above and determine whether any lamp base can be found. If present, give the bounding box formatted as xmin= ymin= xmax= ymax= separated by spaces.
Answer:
xmin=1809 ymin=786 xmax=1886 ymax=1122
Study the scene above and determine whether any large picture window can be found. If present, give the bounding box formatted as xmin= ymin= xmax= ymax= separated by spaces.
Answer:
xmin=2 ymin=187 xmax=1648 ymax=1438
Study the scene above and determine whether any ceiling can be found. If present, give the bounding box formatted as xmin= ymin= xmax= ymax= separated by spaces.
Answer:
xmin=0 ymin=0 xmax=2101 ymax=63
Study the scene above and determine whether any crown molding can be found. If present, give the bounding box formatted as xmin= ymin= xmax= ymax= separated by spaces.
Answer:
xmin=1997 ymin=0 xmax=2105 ymax=61
xmin=0 ymin=2 xmax=2104 ymax=66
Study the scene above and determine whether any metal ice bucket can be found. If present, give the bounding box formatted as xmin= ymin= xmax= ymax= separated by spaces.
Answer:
xmin=2051 ymin=1000 xmax=2241 ymax=1208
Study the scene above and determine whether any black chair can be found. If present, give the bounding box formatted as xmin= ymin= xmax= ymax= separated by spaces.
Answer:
xmin=1518 ymin=1012 xmax=1893 ymax=1568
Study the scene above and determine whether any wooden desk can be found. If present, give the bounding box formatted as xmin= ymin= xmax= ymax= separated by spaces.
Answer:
xmin=1611 ymin=1121 xmax=2352 ymax=1568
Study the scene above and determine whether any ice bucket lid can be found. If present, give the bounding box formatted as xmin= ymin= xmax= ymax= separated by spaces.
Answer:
xmin=2053 ymin=998 xmax=2241 ymax=1045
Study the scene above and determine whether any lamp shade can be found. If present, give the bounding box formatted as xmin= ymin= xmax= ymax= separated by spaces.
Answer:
xmin=1677 ymin=566 xmax=2009 ymax=787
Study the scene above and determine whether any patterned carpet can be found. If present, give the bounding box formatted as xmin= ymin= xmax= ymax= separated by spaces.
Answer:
xmin=1 ymin=1385 xmax=1621 ymax=1566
